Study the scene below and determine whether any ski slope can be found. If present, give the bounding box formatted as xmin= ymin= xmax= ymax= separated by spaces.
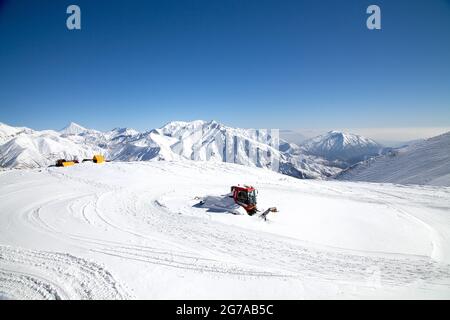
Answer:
xmin=0 ymin=161 xmax=449 ymax=299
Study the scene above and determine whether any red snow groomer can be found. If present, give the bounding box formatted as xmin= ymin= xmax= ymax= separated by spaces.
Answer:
xmin=231 ymin=185 xmax=278 ymax=220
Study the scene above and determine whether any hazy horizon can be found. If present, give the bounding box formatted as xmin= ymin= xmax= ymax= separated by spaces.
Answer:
xmin=2 ymin=118 xmax=449 ymax=147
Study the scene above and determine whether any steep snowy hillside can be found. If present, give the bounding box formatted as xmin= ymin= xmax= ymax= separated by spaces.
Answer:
xmin=158 ymin=120 xmax=285 ymax=170
xmin=158 ymin=120 xmax=278 ymax=162
xmin=0 ymin=161 xmax=449 ymax=299
xmin=302 ymin=131 xmax=385 ymax=165
xmin=336 ymin=132 xmax=450 ymax=186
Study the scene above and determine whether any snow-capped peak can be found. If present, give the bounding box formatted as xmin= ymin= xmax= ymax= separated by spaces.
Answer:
xmin=304 ymin=131 xmax=380 ymax=150
xmin=327 ymin=131 xmax=379 ymax=146
xmin=302 ymin=131 xmax=383 ymax=164
xmin=60 ymin=122 xmax=91 ymax=135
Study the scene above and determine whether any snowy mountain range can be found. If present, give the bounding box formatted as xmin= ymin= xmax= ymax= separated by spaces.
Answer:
xmin=0 ymin=120 xmax=336 ymax=177
xmin=0 ymin=120 xmax=425 ymax=182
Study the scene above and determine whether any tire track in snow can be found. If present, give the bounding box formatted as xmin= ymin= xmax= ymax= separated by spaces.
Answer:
xmin=134 ymin=191 xmax=450 ymax=287
xmin=31 ymin=191 xmax=290 ymax=278
xmin=25 ymin=173 xmax=450 ymax=289
xmin=2 ymin=165 xmax=450 ymax=298
xmin=0 ymin=245 xmax=129 ymax=300
xmin=82 ymin=185 xmax=450 ymax=287
xmin=0 ymin=269 xmax=64 ymax=300
xmin=12 ymin=176 xmax=450 ymax=287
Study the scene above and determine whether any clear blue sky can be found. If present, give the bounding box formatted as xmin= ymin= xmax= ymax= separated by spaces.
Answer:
xmin=0 ymin=0 xmax=449 ymax=131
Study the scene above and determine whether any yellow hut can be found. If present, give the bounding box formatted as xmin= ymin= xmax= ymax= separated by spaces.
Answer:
xmin=93 ymin=155 xmax=105 ymax=164
xmin=56 ymin=159 xmax=75 ymax=167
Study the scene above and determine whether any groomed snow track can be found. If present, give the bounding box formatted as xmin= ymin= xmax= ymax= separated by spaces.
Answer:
xmin=0 ymin=161 xmax=449 ymax=299
xmin=0 ymin=246 xmax=128 ymax=300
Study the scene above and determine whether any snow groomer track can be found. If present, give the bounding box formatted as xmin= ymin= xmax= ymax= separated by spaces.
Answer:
xmin=0 ymin=161 xmax=449 ymax=299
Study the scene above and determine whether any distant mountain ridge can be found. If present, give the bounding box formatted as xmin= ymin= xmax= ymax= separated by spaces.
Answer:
xmin=0 ymin=120 xmax=388 ymax=180
xmin=302 ymin=130 xmax=386 ymax=166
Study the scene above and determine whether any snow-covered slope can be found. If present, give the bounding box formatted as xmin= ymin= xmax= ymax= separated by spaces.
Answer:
xmin=0 ymin=122 xmax=24 ymax=137
xmin=0 ymin=122 xmax=33 ymax=144
xmin=336 ymin=132 xmax=450 ymax=186
xmin=302 ymin=131 xmax=384 ymax=165
xmin=0 ymin=161 xmax=449 ymax=299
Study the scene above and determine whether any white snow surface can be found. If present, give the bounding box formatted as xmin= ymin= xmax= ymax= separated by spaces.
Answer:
xmin=0 ymin=123 xmax=33 ymax=145
xmin=0 ymin=160 xmax=449 ymax=299
xmin=336 ymin=132 xmax=450 ymax=186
